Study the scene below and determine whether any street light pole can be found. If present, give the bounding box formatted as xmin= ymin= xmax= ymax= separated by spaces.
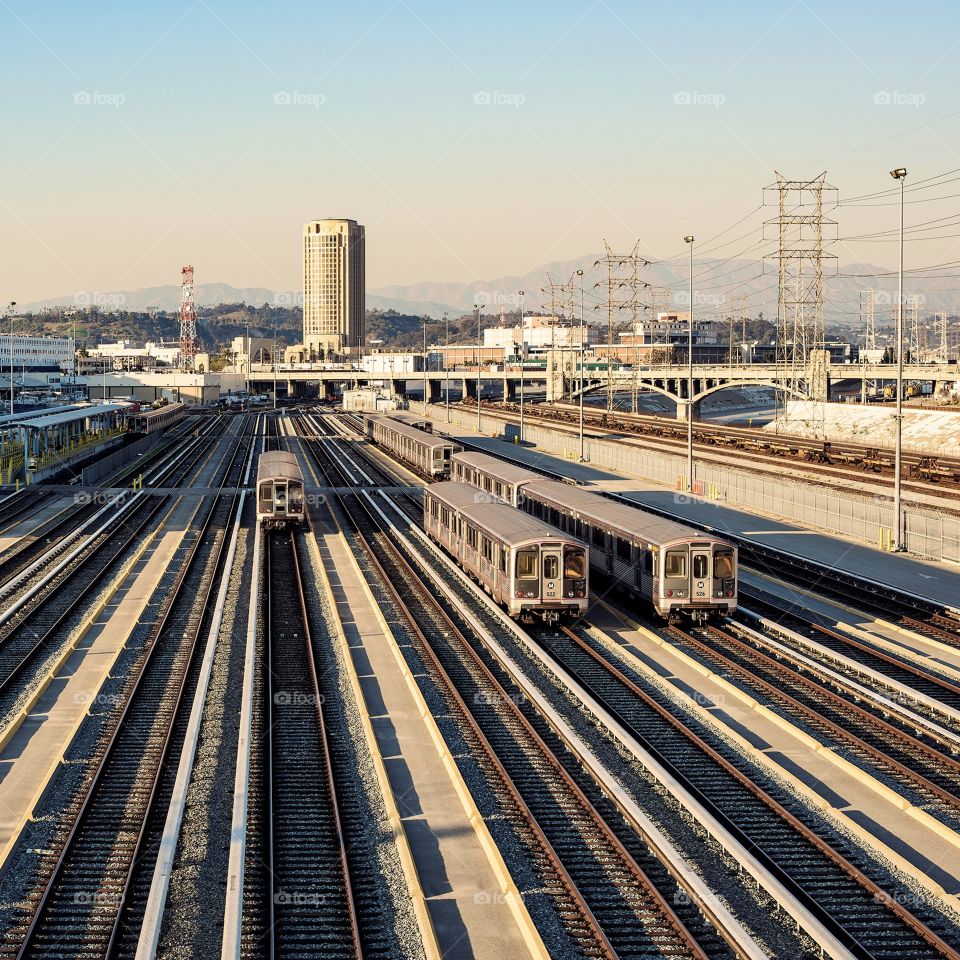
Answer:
xmin=422 ymin=313 xmax=428 ymax=405
xmin=444 ymin=311 xmax=450 ymax=422
xmin=518 ymin=290 xmax=525 ymax=445
xmin=7 ymin=302 xmax=16 ymax=416
xmin=273 ymin=320 xmax=278 ymax=410
xmin=476 ymin=304 xmax=482 ymax=432
xmin=891 ymin=167 xmax=908 ymax=551
xmin=684 ymin=236 xmax=695 ymax=492
xmin=577 ymin=270 xmax=585 ymax=462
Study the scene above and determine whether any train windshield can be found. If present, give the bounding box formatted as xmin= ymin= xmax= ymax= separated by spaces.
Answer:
xmin=692 ymin=554 xmax=709 ymax=579
xmin=563 ymin=548 xmax=586 ymax=579
xmin=258 ymin=482 xmax=272 ymax=504
xmin=516 ymin=550 xmax=538 ymax=579
xmin=289 ymin=482 xmax=304 ymax=511
xmin=714 ymin=550 xmax=734 ymax=578
xmin=664 ymin=551 xmax=687 ymax=578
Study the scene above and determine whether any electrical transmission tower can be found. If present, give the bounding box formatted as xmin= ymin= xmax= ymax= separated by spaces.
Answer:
xmin=541 ymin=272 xmax=579 ymax=401
xmin=764 ymin=172 xmax=838 ymax=427
xmin=906 ymin=295 xmax=920 ymax=361
xmin=594 ymin=241 xmax=649 ymax=412
xmin=937 ymin=312 xmax=949 ymax=362
xmin=860 ymin=289 xmax=876 ymax=350
xmin=179 ymin=265 xmax=198 ymax=370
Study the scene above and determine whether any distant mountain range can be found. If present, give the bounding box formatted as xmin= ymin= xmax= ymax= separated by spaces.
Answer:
xmin=21 ymin=254 xmax=960 ymax=327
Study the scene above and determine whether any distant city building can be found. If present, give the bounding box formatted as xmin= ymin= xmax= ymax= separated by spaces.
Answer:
xmin=632 ymin=312 xmax=720 ymax=345
xmin=90 ymin=340 xmax=180 ymax=370
xmin=0 ymin=335 xmax=74 ymax=369
xmin=303 ymin=218 xmax=365 ymax=358
xmin=483 ymin=315 xmax=595 ymax=357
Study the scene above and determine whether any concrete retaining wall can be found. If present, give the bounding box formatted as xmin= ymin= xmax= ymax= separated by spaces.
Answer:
xmin=414 ymin=402 xmax=960 ymax=565
xmin=80 ymin=433 xmax=163 ymax=485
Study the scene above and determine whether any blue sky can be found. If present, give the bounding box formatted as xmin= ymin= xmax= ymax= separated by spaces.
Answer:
xmin=3 ymin=0 xmax=960 ymax=304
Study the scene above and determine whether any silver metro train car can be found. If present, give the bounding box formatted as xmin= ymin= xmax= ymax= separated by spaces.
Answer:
xmin=365 ymin=415 xmax=461 ymax=478
xmin=424 ymin=481 xmax=588 ymax=623
xmin=451 ymin=451 xmax=737 ymax=622
xmin=256 ymin=451 xmax=306 ymax=528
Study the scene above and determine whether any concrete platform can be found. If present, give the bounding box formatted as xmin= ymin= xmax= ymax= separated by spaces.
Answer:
xmin=587 ymin=601 xmax=960 ymax=907
xmin=310 ymin=510 xmax=542 ymax=960
xmin=0 ymin=495 xmax=197 ymax=864
xmin=426 ymin=415 xmax=960 ymax=610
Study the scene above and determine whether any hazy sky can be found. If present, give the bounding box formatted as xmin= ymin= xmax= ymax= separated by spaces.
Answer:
xmin=3 ymin=0 xmax=960 ymax=305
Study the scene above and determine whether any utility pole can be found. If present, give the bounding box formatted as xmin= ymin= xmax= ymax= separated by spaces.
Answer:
xmin=891 ymin=166 xmax=907 ymax=552
xmin=7 ymin=302 xmax=16 ymax=416
xmin=518 ymin=291 xmax=525 ymax=444
xmin=577 ymin=270 xmax=585 ymax=462
xmin=444 ymin=311 xmax=450 ymax=422
xmin=684 ymin=237 xmax=694 ymax=492
xmin=476 ymin=304 xmax=482 ymax=432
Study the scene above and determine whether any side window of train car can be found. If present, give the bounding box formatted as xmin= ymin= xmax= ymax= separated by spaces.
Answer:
xmin=430 ymin=499 xmax=438 ymax=520
xmin=467 ymin=525 xmax=478 ymax=550
xmin=499 ymin=547 xmax=507 ymax=574
xmin=665 ymin=551 xmax=687 ymax=578
xmin=591 ymin=524 xmax=605 ymax=548
xmin=616 ymin=537 xmax=631 ymax=561
xmin=481 ymin=537 xmax=492 ymax=562
xmin=714 ymin=550 xmax=734 ymax=578
xmin=440 ymin=507 xmax=449 ymax=529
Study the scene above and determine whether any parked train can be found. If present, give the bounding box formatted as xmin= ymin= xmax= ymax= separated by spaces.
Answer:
xmin=256 ymin=450 xmax=306 ymax=528
xmin=127 ymin=401 xmax=186 ymax=435
xmin=365 ymin=415 xmax=461 ymax=478
xmin=451 ymin=451 xmax=737 ymax=622
xmin=386 ymin=411 xmax=433 ymax=433
xmin=425 ymin=481 xmax=588 ymax=623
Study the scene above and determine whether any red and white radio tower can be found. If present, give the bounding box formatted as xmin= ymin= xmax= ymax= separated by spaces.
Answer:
xmin=179 ymin=265 xmax=198 ymax=368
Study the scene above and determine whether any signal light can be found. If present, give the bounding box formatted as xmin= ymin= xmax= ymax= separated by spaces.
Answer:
xmin=666 ymin=589 xmax=673 ymax=597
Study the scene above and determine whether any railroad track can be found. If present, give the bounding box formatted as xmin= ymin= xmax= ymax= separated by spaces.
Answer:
xmin=658 ymin=618 xmax=960 ymax=817
xmin=0 ymin=417 xmax=237 ymax=720
xmin=2 ymin=420 xmax=253 ymax=959
xmin=537 ymin=622 xmax=960 ymax=960
xmin=250 ymin=528 xmax=362 ymax=959
xmin=738 ymin=592 xmax=960 ymax=716
xmin=488 ymin=400 xmax=960 ymax=499
xmin=300 ymin=430 xmax=740 ymax=960
xmin=0 ymin=415 xmax=225 ymax=596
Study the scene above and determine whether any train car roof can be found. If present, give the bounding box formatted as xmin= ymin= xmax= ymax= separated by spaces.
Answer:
xmin=257 ymin=450 xmax=303 ymax=482
xmin=525 ymin=479 xmax=730 ymax=548
xmin=428 ymin=481 xmax=582 ymax=549
xmin=134 ymin=401 xmax=184 ymax=417
xmin=372 ymin=417 xmax=459 ymax=448
xmin=452 ymin=451 xmax=542 ymax=485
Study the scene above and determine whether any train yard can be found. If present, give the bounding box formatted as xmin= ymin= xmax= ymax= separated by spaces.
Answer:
xmin=0 ymin=404 xmax=958 ymax=959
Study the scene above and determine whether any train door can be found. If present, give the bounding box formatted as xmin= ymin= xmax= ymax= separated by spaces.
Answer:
xmin=274 ymin=480 xmax=288 ymax=517
xmin=541 ymin=547 xmax=562 ymax=601
xmin=690 ymin=546 xmax=712 ymax=601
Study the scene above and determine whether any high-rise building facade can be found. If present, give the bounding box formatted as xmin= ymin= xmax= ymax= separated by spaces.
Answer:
xmin=303 ymin=218 xmax=365 ymax=357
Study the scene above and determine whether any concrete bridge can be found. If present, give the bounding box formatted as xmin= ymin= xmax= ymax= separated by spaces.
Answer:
xmin=249 ymin=355 xmax=960 ymax=418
